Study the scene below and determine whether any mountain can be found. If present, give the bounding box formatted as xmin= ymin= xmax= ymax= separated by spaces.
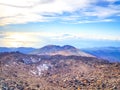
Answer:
xmin=29 ymin=45 xmax=94 ymax=57
xmin=0 ymin=46 xmax=120 ymax=89
xmin=0 ymin=52 xmax=120 ymax=90
xmin=0 ymin=47 xmax=36 ymax=54
xmin=82 ymin=47 xmax=120 ymax=62
xmin=1 ymin=46 xmax=119 ymax=62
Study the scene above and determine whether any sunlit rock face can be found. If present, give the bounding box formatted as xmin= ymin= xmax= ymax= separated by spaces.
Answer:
xmin=30 ymin=64 xmax=50 ymax=76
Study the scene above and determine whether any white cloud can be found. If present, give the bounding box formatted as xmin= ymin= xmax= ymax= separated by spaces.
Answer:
xmin=86 ymin=6 xmax=119 ymax=18
xmin=0 ymin=32 xmax=44 ymax=47
xmin=0 ymin=0 xmax=120 ymax=25
xmin=104 ymin=0 xmax=118 ymax=3
xmin=0 ymin=31 xmax=120 ymax=47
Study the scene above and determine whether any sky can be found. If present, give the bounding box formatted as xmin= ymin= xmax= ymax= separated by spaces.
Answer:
xmin=0 ymin=0 xmax=120 ymax=48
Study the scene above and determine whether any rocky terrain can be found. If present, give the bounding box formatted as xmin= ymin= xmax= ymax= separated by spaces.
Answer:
xmin=0 ymin=51 xmax=120 ymax=90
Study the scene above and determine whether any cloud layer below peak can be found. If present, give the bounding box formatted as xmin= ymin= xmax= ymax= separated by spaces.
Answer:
xmin=0 ymin=31 xmax=120 ymax=47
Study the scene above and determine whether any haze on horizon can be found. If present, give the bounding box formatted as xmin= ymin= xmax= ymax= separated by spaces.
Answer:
xmin=0 ymin=0 xmax=120 ymax=48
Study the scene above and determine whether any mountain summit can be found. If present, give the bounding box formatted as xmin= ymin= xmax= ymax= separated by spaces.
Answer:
xmin=29 ymin=45 xmax=94 ymax=57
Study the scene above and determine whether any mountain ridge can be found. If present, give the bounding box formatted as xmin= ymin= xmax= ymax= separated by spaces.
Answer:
xmin=1 ymin=46 xmax=120 ymax=62
xmin=82 ymin=47 xmax=120 ymax=62
xmin=0 ymin=47 xmax=35 ymax=54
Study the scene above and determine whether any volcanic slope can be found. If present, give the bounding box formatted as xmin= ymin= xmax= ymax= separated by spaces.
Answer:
xmin=0 ymin=52 xmax=120 ymax=90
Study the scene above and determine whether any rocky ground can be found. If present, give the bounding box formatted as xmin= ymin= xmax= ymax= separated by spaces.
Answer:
xmin=0 ymin=52 xmax=120 ymax=90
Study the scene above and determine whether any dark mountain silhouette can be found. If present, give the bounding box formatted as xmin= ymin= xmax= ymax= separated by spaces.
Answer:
xmin=29 ymin=45 xmax=94 ymax=57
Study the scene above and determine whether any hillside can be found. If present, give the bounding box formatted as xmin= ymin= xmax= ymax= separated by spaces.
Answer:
xmin=0 ymin=52 xmax=120 ymax=90
xmin=82 ymin=47 xmax=120 ymax=62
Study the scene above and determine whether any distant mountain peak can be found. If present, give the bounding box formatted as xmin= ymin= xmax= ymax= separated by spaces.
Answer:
xmin=40 ymin=45 xmax=61 ymax=49
xmin=29 ymin=45 xmax=94 ymax=57
xmin=62 ymin=45 xmax=76 ymax=50
xmin=40 ymin=45 xmax=77 ymax=51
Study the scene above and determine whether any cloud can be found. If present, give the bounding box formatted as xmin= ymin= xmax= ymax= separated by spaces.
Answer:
xmin=105 ymin=0 xmax=118 ymax=3
xmin=0 ymin=31 xmax=120 ymax=47
xmin=52 ymin=33 xmax=120 ymax=41
xmin=0 ymin=31 xmax=64 ymax=47
xmin=0 ymin=0 xmax=120 ymax=25
xmin=0 ymin=32 xmax=44 ymax=47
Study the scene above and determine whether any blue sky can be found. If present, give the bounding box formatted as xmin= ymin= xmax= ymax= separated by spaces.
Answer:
xmin=0 ymin=0 xmax=120 ymax=48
